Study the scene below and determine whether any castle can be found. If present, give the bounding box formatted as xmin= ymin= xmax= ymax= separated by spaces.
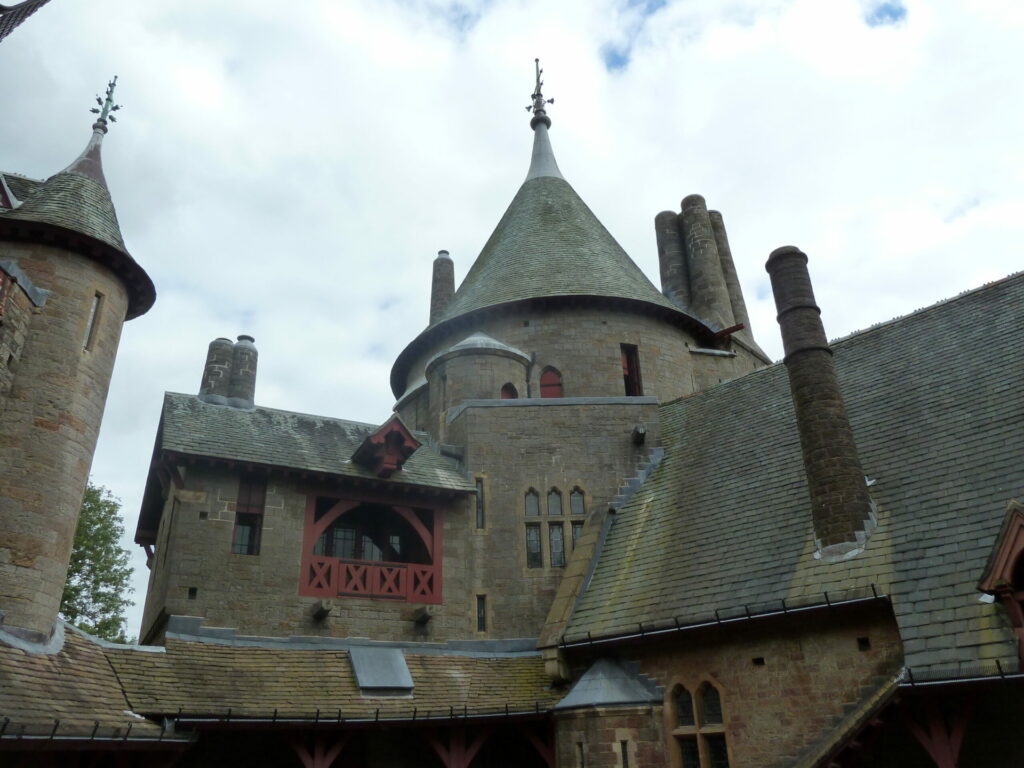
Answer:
xmin=1 ymin=69 xmax=1023 ymax=768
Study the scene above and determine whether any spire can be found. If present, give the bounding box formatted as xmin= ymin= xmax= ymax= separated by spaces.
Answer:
xmin=63 ymin=76 xmax=121 ymax=185
xmin=525 ymin=59 xmax=563 ymax=182
xmin=0 ymin=78 xmax=154 ymax=319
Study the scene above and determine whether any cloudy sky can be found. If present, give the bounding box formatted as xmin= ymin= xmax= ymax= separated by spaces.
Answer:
xmin=2 ymin=0 xmax=1021 ymax=637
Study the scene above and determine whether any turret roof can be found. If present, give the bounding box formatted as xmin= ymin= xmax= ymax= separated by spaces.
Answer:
xmin=432 ymin=123 xmax=678 ymax=325
xmin=0 ymin=93 xmax=154 ymax=319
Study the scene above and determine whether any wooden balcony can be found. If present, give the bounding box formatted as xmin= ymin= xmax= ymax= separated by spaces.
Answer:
xmin=301 ymin=556 xmax=441 ymax=605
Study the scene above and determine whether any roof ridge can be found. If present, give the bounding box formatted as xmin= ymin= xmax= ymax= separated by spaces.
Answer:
xmin=829 ymin=269 xmax=1024 ymax=348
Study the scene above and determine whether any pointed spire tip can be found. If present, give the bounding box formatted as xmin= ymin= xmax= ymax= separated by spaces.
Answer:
xmin=527 ymin=58 xmax=553 ymax=130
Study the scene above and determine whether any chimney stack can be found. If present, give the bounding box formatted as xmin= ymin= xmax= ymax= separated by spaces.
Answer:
xmin=765 ymin=246 xmax=875 ymax=560
xmin=198 ymin=335 xmax=257 ymax=409
xmin=228 ymin=335 xmax=258 ymax=408
xmin=198 ymin=337 xmax=234 ymax=405
xmin=708 ymin=210 xmax=752 ymax=340
xmin=680 ymin=194 xmax=734 ymax=331
xmin=430 ymin=250 xmax=455 ymax=325
xmin=655 ymin=210 xmax=690 ymax=308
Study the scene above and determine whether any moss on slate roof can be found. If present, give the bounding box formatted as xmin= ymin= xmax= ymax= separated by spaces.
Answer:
xmin=567 ymin=272 xmax=1024 ymax=677
xmin=106 ymin=638 xmax=558 ymax=719
xmin=434 ymin=175 xmax=678 ymax=325
xmin=0 ymin=626 xmax=169 ymax=740
xmin=159 ymin=392 xmax=474 ymax=493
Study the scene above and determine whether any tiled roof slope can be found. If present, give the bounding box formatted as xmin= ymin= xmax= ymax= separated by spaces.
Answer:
xmin=159 ymin=392 xmax=475 ymax=492
xmin=567 ymin=273 xmax=1024 ymax=677
xmin=107 ymin=638 xmax=559 ymax=719
xmin=0 ymin=626 xmax=166 ymax=739
xmin=1 ymin=172 xmax=42 ymax=201
xmin=433 ymin=175 xmax=679 ymax=324
xmin=1 ymin=160 xmax=127 ymax=254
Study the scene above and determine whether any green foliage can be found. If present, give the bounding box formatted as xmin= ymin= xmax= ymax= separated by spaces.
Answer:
xmin=60 ymin=481 xmax=134 ymax=642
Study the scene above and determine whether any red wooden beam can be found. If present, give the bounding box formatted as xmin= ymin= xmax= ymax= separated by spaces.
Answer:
xmin=520 ymin=724 xmax=556 ymax=768
xmin=426 ymin=726 xmax=493 ymax=768
xmin=903 ymin=696 xmax=974 ymax=768
xmin=290 ymin=733 xmax=350 ymax=768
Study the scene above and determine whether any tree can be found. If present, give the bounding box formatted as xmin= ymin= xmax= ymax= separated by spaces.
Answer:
xmin=60 ymin=481 xmax=134 ymax=642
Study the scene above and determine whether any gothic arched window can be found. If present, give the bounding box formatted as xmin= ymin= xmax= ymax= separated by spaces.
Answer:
xmin=540 ymin=367 xmax=563 ymax=398
xmin=500 ymin=383 xmax=518 ymax=399
xmin=670 ymin=681 xmax=730 ymax=768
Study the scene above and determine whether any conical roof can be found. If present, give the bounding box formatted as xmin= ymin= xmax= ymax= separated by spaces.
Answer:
xmin=433 ymin=123 xmax=677 ymax=325
xmin=0 ymin=120 xmax=154 ymax=318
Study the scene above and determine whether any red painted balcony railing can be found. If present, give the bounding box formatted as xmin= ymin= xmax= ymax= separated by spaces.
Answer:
xmin=301 ymin=556 xmax=441 ymax=605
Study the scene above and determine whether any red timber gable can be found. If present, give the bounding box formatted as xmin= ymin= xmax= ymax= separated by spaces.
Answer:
xmin=977 ymin=499 xmax=1024 ymax=662
xmin=351 ymin=414 xmax=421 ymax=478
xmin=300 ymin=495 xmax=443 ymax=605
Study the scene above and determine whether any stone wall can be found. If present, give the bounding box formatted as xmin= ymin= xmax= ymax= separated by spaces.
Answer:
xmin=558 ymin=603 xmax=903 ymax=768
xmin=447 ymin=398 xmax=661 ymax=639
xmin=399 ymin=304 xmax=765 ymax=426
xmin=0 ymin=241 xmax=127 ymax=638
xmin=555 ymin=705 xmax=666 ymax=768
xmin=140 ymin=464 xmax=472 ymax=643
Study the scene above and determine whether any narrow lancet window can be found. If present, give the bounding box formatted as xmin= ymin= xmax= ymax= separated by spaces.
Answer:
xmin=83 ymin=292 xmax=104 ymax=351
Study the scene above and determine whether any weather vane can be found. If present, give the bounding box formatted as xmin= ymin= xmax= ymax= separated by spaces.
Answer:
xmin=89 ymin=76 xmax=122 ymax=125
xmin=525 ymin=58 xmax=554 ymax=116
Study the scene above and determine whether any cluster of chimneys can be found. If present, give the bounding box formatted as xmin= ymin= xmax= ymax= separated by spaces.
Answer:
xmin=655 ymin=194 xmax=751 ymax=337
xmin=198 ymin=335 xmax=258 ymax=410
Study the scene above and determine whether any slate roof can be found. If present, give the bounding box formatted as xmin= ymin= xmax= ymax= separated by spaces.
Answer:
xmin=566 ymin=273 xmax=1024 ymax=677
xmin=435 ymin=174 xmax=679 ymax=325
xmin=0 ymin=133 xmax=155 ymax=319
xmin=106 ymin=637 xmax=559 ymax=720
xmin=0 ymin=625 xmax=172 ymax=741
xmin=157 ymin=392 xmax=474 ymax=493
xmin=0 ymin=624 xmax=558 ymax=739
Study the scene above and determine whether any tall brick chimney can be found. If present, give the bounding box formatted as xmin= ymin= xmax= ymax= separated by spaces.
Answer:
xmin=765 ymin=246 xmax=875 ymax=560
xmin=430 ymin=250 xmax=454 ymax=325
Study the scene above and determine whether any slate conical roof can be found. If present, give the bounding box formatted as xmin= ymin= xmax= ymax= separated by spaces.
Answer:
xmin=0 ymin=120 xmax=154 ymax=318
xmin=432 ymin=122 xmax=678 ymax=325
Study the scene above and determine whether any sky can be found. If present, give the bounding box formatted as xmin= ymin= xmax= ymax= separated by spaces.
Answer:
xmin=2 ymin=0 xmax=1022 ymax=638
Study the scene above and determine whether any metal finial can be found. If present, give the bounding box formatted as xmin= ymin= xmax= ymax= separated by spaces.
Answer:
xmin=526 ymin=58 xmax=554 ymax=130
xmin=88 ymin=76 xmax=122 ymax=128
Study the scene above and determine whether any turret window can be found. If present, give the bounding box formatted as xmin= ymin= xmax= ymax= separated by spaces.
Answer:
xmin=82 ymin=292 xmax=104 ymax=351
xmin=621 ymin=344 xmax=643 ymax=396
xmin=540 ymin=367 xmax=563 ymax=398
xmin=500 ymin=383 xmax=519 ymax=399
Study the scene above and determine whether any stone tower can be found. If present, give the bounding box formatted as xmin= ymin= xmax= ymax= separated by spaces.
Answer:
xmin=390 ymin=64 xmax=771 ymax=636
xmin=0 ymin=81 xmax=154 ymax=641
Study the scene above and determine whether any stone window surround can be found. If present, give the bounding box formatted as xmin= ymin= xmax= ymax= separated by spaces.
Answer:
xmin=523 ymin=485 xmax=589 ymax=569
xmin=664 ymin=676 xmax=731 ymax=768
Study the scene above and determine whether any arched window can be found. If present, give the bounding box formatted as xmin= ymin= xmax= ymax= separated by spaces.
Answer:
xmin=547 ymin=488 xmax=563 ymax=516
xmin=500 ymin=383 xmax=519 ymax=399
xmin=670 ymin=682 xmax=730 ymax=768
xmin=540 ymin=367 xmax=563 ymax=398
xmin=524 ymin=489 xmax=540 ymax=517
xmin=570 ymin=488 xmax=586 ymax=516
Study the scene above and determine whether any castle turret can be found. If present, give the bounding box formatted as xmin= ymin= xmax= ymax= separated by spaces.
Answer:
xmin=0 ymin=80 xmax=155 ymax=641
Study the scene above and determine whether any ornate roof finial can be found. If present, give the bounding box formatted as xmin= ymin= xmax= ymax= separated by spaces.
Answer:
xmin=88 ymin=76 xmax=121 ymax=134
xmin=526 ymin=58 xmax=553 ymax=130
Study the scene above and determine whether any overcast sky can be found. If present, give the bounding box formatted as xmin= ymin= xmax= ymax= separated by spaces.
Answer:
xmin=2 ymin=0 xmax=1021 ymax=638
